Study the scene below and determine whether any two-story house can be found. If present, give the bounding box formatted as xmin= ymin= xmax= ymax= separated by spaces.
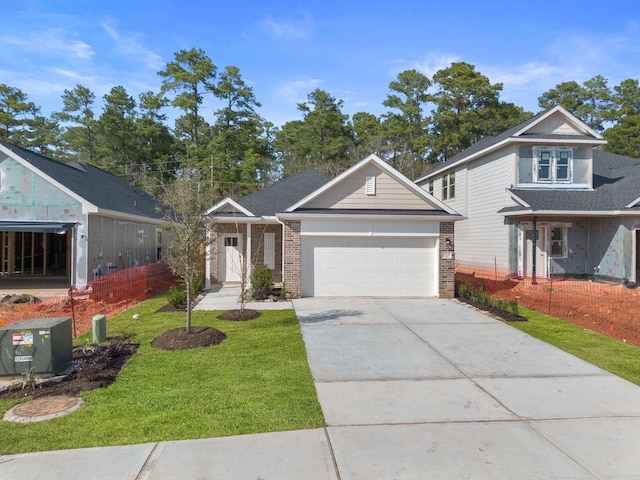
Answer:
xmin=415 ymin=106 xmax=640 ymax=284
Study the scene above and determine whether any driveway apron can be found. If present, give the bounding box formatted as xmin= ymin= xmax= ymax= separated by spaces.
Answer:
xmin=294 ymin=297 xmax=640 ymax=479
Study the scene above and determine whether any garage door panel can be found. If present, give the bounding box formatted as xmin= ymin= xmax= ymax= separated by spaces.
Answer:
xmin=302 ymin=235 xmax=437 ymax=297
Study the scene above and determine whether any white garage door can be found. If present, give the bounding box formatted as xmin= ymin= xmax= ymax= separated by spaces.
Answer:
xmin=301 ymin=236 xmax=437 ymax=297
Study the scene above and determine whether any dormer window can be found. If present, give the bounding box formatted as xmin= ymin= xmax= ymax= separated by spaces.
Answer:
xmin=534 ymin=148 xmax=572 ymax=183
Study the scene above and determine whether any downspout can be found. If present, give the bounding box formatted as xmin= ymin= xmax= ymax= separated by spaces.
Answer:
xmin=275 ymin=216 xmax=286 ymax=287
xmin=532 ymin=216 xmax=538 ymax=285
xmin=246 ymin=223 xmax=252 ymax=287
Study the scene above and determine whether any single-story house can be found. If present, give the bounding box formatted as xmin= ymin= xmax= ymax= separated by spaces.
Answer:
xmin=206 ymin=154 xmax=462 ymax=297
xmin=0 ymin=141 xmax=167 ymax=286
xmin=415 ymin=106 xmax=640 ymax=283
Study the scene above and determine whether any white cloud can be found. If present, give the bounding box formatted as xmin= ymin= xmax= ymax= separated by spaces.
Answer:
xmin=101 ymin=21 xmax=164 ymax=70
xmin=275 ymin=76 xmax=323 ymax=105
xmin=2 ymin=29 xmax=94 ymax=60
xmin=258 ymin=14 xmax=313 ymax=40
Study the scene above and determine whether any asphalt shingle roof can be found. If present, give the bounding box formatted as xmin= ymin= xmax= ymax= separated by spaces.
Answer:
xmin=234 ymin=169 xmax=332 ymax=216
xmin=506 ymin=150 xmax=640 ymax=213
xmin=0 ymin=141 xmax=164 ymax=219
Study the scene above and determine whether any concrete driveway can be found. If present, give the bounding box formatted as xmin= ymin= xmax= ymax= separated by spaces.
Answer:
xmin=2 ymin=295 xmax=640 ymax=479
xmin=294 ymin=297 xmax=640 ymax=479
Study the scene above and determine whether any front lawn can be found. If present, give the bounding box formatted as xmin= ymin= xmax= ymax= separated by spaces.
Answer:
xmin=0 ymin=296 xmax=324 ymax=454
xmin=511 ymin=306 xmax=640 ymax=386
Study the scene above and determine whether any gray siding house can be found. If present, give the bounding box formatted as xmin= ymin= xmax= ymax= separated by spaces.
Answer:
xmin=415 ymin=106 xmax=640 ymax=283
xmin=0 ymin=141 xmax=167 ymax=286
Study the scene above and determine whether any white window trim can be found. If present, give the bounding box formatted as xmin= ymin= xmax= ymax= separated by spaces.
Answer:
xmin=533 ymin=147 xmax=573 ymax=184
xmin=549 ymin=226 xmax=568 ymax=259
xmin=442 ymin=172 xmax=455 ymax=200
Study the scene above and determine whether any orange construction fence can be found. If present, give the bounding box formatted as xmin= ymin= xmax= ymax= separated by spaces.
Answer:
xmin=0 ymin=262 xmax=179 ymax=337
xmin=456 ymin=262 xmax=640 ymax=346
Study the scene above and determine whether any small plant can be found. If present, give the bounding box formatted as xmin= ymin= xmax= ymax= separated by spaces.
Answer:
xmin=280 ymin=282 xmax=287 ymax=299
xmin=251 ymin=264 xmax=273 ymax=300
xmin=167 ymin=285 xmax=188 ymax=308
xmin=21 ymin=368 xmax=37 ymax=389
xmin=190 ymin=277 xmax=204 ymax=294
xmin=456 ymin=282 xmax=519 ymax=317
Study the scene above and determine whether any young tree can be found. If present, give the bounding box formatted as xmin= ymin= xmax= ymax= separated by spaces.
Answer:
xmin=160 ymin=167 xmax=210 ymax=333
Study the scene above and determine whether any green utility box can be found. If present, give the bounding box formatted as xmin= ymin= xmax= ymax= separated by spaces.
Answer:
xmin=92 ymin=314 xmax=107 ymax=343
xmin=0 ymin=317 xmax=72 ymax=376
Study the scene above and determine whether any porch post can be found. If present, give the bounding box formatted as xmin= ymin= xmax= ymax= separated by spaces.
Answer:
xmin=532 ymin=216 xmax=537 ymax=285
xmin=246 ymin=223 xmax=252 ymax=285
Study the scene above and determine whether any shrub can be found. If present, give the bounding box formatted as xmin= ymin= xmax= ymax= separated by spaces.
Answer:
xmin=167 ymin=285 xmax=188 ymax=308
xmin=251 ymin=265 xmax=273 ymax=299
xmin=456 ymin=282 xmax=519 ymax=316
xmin=190 ymin=277 xmax=204 ymax=294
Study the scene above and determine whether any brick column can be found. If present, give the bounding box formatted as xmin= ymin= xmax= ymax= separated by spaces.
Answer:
xmin=439 ymin=222 xmax=455 ymax=297
xmin=283 ymin=220 xmax=301 ymax=298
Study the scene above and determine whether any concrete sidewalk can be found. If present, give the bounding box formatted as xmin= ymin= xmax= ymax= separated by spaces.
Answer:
xmin=2 ymin=292 xmax=640 ymax=479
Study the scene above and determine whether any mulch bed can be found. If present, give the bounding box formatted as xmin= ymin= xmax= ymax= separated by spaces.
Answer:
xmin=218 ymin=309 xmax=261 ymax=321
xmin=0 ymin=343 xmax=138 ymax=400
xmin=151 ymin=326 xmax=227 ymax=350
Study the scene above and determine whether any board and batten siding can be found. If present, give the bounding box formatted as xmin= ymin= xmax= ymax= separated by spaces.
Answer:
xmin=456 ymin=147 xmax=517 ymax=269
xmin=305 ymin=163 xmax=436 ymax=210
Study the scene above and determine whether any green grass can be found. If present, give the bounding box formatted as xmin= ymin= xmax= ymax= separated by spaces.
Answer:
xmin=511 ymin=306 xmax=640 ymax=386
xmin=0 ymin=296 xmax=324 ymax=454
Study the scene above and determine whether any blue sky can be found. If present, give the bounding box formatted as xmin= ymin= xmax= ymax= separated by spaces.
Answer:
xmin=1 ymin=0 xmax=639 ymax=127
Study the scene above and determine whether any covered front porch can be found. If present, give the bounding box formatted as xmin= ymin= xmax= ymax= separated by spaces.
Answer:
xmin=509 ymin=215 xmax=640 ymax=283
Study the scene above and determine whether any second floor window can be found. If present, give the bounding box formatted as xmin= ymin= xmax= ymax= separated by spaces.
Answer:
xmin=442 ymin=172 xmax=455 ymax=200
xmin=535 ymin=148 xmax=572 ymax=183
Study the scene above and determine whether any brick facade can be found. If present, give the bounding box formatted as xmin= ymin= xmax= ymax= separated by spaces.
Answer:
xmin=282 ymin=220 xmax=301 ymax=298
xmin=438 ymin=221 xmax=455 ymax=297
xmin=209 ymin=223 xmax=283 ymax=284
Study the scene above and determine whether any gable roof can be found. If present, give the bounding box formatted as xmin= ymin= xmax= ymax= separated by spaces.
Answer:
xmin=207 ymin=169 xmax=332 ymax=218
xmin=286 ymin=154 xmax=459 ymax=216
xmin=0 ymin=141 xmax=164 ymax=221
xmin=415 ymin=106 xmax=606 ymax=183
xmin=503 ymin=150 xmax=640 ymax=215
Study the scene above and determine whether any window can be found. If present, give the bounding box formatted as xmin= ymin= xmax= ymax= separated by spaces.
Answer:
xmin=428 ymin=180 xmax=434 ymax=196
xmin=550 ymin=227 xmax=567 ymax=258
xmin=224 ymin=236 xmax=238 ymax=247
xmin=534 ymin=148 xmax=572 ymax=183
xmin=263 ymin=232 xmax=275 ymax=269
xmin=442 ymin=172 xmax=455 ymax=200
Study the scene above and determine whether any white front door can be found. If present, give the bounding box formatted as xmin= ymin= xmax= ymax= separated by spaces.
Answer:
xmin=220 ymin=234 xmax=243 ymax=282
xmin=524 ymin=227 xmax=546 ymax=278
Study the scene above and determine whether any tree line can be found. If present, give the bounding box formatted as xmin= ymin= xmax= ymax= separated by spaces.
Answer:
xmin=1 ymin=47 xmax=638 ymax=203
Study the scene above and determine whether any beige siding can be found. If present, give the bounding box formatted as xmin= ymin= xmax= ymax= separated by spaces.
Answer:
xmin=306 ymin=164 xmax=436 ymax=210
xmin=528 ymin=112 xmax=582 ymax=135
